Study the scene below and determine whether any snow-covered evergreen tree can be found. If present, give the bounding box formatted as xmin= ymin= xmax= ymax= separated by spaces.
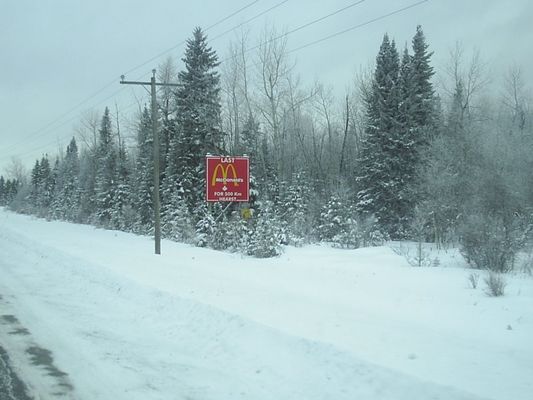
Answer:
xmin=410 ymin=25 xmax=435 ymax=135
xmin=319 ymin=194 xmax=351 ymax=242
xmin=40 ymin=156 xmax=55 ymax=211
xmin=110 ymin=142 xmax=132 ymax=230
xmin=162 ymin=186 xmax=193 ymax=242
xmin=194 ymin=202 xmax=217 ymax=247
xmin=169 ymin=27 xmax=222 ymax=216
xmin=94 ymin=107 xmax=118 ymax=226
xmin=78 ymin=147 xmax=98 ymax=221
xmin=133 ymin=107 xmax=154 ymax=233
xmin=356 ymin=34 xmax=404 ymax=236
xmin=0 ymin=176 xmax=6 ymax=205
xmin=29 ymin=159 xmax=41 ymax=208
xmin=240 ymin=114 xmax=260 ymax=159
xmin=160 ymin=27 xmax=223 ymax=243
xmin=319 ymin=193 xmax=386 ymax=248
xmin=281 ymin=173 xmax=311 ymax=245
xmin=51 ymin=138 xmax=80 ymax=221
xmin=28 ymin=155 xmax=54 ymax=215
xmin=177 ymin=27 xmax=222 ymax=153
xmin=356 ymin=27 xmax=435 ymax=238
xmin=247 ymin=201 xmax=282 ymax=258
xmin=2 ymin=178 xmax=18 ymax=206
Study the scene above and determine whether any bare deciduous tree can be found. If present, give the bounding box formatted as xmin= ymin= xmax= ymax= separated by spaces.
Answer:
xmin=74 ymin=109 xmax=101 ymax=151
xmin=441 ymin=42 xmax=490 ymax=119
xmin=256 ymin=26 xmax=293 ymax=177
xmin=502 ymin=65 xmax=530 ymax=133
xmin=5 ymin=157 xmax=28 ymax=185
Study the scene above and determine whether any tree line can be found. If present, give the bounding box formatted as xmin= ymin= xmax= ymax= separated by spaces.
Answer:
xmin=2 ymin=26 xmax=533 ymax=266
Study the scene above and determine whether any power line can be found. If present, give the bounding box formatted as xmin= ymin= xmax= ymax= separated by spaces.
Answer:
xmin=122 ymin=1 xmax=263 ymax=78
xmin=210 ymin=0 xmax=290 ymax=43
xmin=0 ymin=69 xmax=152 ymax=163
xmin=288 ymin=0 xmax=430 ymax=54
xmin=220 ymin=0 xmax=366 ymax=65
xmin=277 ymin=0 xmax=366 ymax=38
xmin=206 ymin=0 xmax=262 ymax=31
xmin=228 ymin=1 xmax=430 ymax=76
xmin=3 ymin=0 xmax=264 ymax=156
xmin=0 ymin=100 xmax=141 ymax=162
xmin=0 ymin=69 xmax=151 ymax=158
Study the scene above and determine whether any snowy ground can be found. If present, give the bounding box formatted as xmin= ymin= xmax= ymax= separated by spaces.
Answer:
xmin=0 ymin=208 xmax=532 ymax=400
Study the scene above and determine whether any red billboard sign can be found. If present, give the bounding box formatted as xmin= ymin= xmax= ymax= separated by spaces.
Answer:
xmin=206 ymin=156 xmax=249 ymax=202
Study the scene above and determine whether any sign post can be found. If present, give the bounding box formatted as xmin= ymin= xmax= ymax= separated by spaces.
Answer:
xmin=206 ymin=156 xmax=249 ymax=202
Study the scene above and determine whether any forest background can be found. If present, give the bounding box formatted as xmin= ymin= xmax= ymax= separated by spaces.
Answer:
xmin=1 ymin=24 xmax=532 ymax=269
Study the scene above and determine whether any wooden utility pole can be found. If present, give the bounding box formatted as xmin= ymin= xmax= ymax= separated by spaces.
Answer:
xmin=120 ymin=69 xmax=179 ymax=255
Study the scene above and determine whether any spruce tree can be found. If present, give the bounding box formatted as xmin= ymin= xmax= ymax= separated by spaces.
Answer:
xmin=356 ymin=28 xmax=435 ymax=238
xmin=3 ymin=179 xmax=17 ymax=205
xmin=240 ymin=115 xmax=260 ymax=208
xmin=30 ymin=159 xmax=41 ymax=208
xmin=410 ymin=25 xmax=435 ymax=134
xmin=282 ymin=173 xmax=311 ymax=245
xmin=8 ymin=179 xmax=18 ymax=203
xmin=396 ymin=46 xmax=419 ymax=224
xmin=39 ymin=155 xmax=54 ymax=211
xmin=64 ymin=137 xmax=81 ymax=221
xmin=79 ymin=147 xmax=98 ymax=222
xmin=247 ymin=201 xmax=282 ymax=258
xmin=0 ymin=176 xmax=5 ymax=205
xmin=356 ymin=34 xmax=405 ymax=237
xmin=166 ymin=27 xmax=222 ymax=217
xmin=134 ymin=107 xmax=154 ymax=232
xmin=177 ymin=27 xmax=222 ymax=153
xmin=29 ymin=156 xmax=54 ymax=214
xmin=319 ymin=194 xmax=350 ymax=242
xmin=110 ymin=142 xmax=131 ymax=230
xmin=95 ymin=107 xmax=118 ymax=226
xmin=51 ymin=138 xmax=80 ymax=221
xmin=397 ymin=26 xmax=436 ymax=237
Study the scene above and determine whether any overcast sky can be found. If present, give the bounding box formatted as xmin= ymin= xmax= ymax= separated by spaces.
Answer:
xmin=1 ymin=0 xmax=532 ymax=176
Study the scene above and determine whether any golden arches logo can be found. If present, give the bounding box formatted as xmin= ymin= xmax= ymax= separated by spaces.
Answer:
xmin=211 ymin=163 xmax=240 ymax=187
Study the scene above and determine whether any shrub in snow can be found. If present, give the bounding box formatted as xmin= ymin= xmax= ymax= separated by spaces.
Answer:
xmin=7 ymin=184 xmax=32 ymax=215
xmin=319 ymin=194 xmax=386 ymax=249
xmin=194 ymin=204 xmax=216 ymax=248
xmin=522 ymin=248 xmax=533 ymax=275
xmin=332 ymin=216 xmax=386 ymax=249
xmin=467 ymin=272 xmax=480 ymax=289
xmin=232 ymin=216 xmax=253 ymax=254
xmin=459 ymin=213 xmax=525 ymax=273
xmin=390 ymin=242 xmax=432 ymax=267
xmin=280 ymin=173 xmax=313 ymax=246
xmin=162 ymin=192 xmax=194 ymax=243
xmin=484 ymin=271 xmax=507 ymax=297
xmin=247 ymin=202 xmax=282 ymax=258
xmin=332 ymin=218 xmax=361 ymax=249
xmin=357 ymin=215 xmax=389 ymax=247
xmin=209 ymin=217 xmax=231 ymax=251
xmin=209 ymin=211 xmax=251 ymax=252
xmin=114 ymin=204 xmax=137 ymax=233
xmin=318 ymin=195 xmax=348 ymax=241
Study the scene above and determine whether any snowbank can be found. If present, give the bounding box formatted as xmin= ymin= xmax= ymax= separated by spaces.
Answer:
xmin=1 ymin=208 xmax=532 ymax=399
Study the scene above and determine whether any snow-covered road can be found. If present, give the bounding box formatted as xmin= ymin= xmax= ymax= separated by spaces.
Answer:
xmin=0 ymin=208 xmax=532 ymax=399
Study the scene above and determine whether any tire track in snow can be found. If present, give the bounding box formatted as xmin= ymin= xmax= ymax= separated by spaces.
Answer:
xmin=0 ymin=344 xmax=33 ymax=400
